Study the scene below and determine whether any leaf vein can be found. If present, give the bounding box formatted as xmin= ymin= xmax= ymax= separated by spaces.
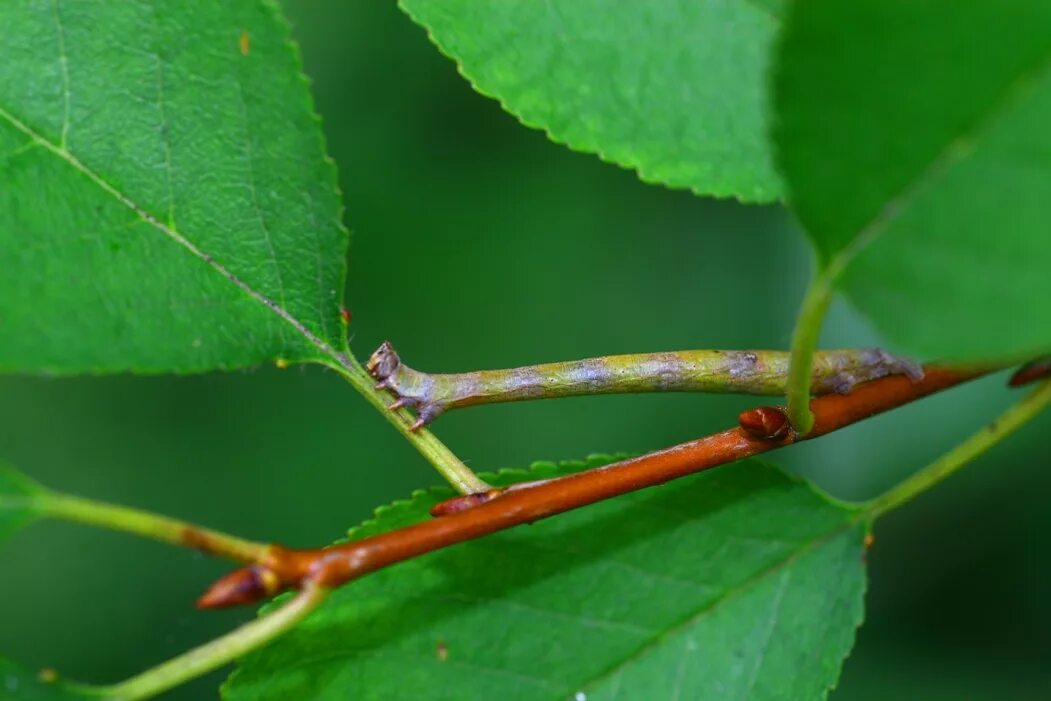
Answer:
xmin=302 ymin=190 xmax=331 ymax=347
xmin=505 ymin=535 xmax=724 ymax=594
xmin=0 ymin=103 xmax=346 ymax=370
xmin=831 ymin=41 xmax=1051 ymax=278
xmin=576 ymin=518 xmax=860 ymax=696
xmin=289 ymin=647 xmax=564 ymax=693
xmin=51 ymin=0 xmax=71 ymax=148
xmin=0 ymin=140 xmax=40 ymax=164
xmin=740 ymin=567 xmax=790 ymax=700
xmin=434 ymin=591 xmax=658 ymax=636
xmin=233 ymin=64 xmax=290 ymax=347
xmin=147 ymin=0 xmax=177 ymax=229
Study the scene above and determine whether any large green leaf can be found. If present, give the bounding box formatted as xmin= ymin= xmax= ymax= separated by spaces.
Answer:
xmin=0 ymin=0 xmax=347 ymax=374
xmin=400 ymin=0 xmax=785 ymax=202
xmin=0 ymin=462 xmax=45 ymax=544
xmin=225 ymin=456 xmax=867 ymax=700
xmin=774 ymin=0 xmax=1051 ymax=360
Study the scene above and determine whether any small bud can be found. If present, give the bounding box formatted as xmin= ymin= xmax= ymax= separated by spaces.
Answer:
xmin=430 ymin=489 xmax=504 ymax=517
xmin=275 ymin=358 xmax=289 ymax=369
xmin=738 ymin=406 xmax=790 ymax=440
xmin=197 ymin=565 xmax=282 ymax=609
xmin=239 ymin=30 xmax=250 ymax=56
xmin=340 ymin=307 xmax=352 ymax=324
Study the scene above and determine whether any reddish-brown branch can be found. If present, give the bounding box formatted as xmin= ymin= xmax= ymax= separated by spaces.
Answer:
xmin=199 ymin=365 xmax=985 ymax=608
xmin=1010 ymin=357 xmax=1051 ymax=387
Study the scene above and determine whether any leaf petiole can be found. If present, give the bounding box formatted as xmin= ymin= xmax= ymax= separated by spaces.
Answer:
xmin=320 ymin=353 xmax=492 ymax=494
xmin=37 ymin=491 xmax=271 ymax=564
xmin=866 ymin=378 xmax=1051 ymax=517
xmin=785 ymin=271 xmax=835 ymax=435
xmin=92 ymin=584 xmax=329 ymax=701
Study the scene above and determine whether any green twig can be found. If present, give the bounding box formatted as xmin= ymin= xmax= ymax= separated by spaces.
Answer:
xmin=321 ymin=353 xmax=491 ymax=494
xmin=38 ymin=491 xmax=270 ymax=563
xmin=867 ymin=378 xmax=1051 ymax=517
xmin=785 ymin=272 xmax=835 ymax=434
xmin=85 ymin=584 xmax=328 ymax=701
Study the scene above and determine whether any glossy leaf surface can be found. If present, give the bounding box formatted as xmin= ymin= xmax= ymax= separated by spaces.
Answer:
xmin=226 ymin=457 xmax=867 ymax=700
xmin=774 ymin=0 xmax=1051 ymax=359
xmin=401 ymin=0 xmax=785 ymax=202
xmin=0 ymin=1 xmax=347 ymax=373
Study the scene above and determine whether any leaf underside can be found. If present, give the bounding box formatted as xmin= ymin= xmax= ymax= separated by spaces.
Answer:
xmin=0 ymin=0 xmax=347 ymax=374
xmin=400 ymin=0 xmax=785 ymax=203
xmin=225 ymin=456 xmax=867 ymax=701
xmin=774 ymin=0 xmax=1051 ymax=361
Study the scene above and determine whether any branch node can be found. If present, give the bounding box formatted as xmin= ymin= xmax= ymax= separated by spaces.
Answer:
xmin=430 ymin=488 xmax=505 ymax=517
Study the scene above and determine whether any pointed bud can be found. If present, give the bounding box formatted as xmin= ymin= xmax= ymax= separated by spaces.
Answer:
xmin=197 ymin=565 xmax=282 ymax=609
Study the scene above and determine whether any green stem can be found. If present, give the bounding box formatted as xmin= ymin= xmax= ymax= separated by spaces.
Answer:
xmin=867 ymin=378 xmax=1051 ymax=517
xmin=785 ymin=271 xmax=835 ymax=434
xmin=321 ymin=354 xmax=491 ymax=494
xmin=90 ymin=584 xmax=328 ymax=701
xmin=38 ymin=492 xmax=270 ymax=563
xmin=365 ymin=341 xmax=921 ymax=429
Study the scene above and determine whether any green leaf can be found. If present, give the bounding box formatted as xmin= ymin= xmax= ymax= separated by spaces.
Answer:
xmin=0 ymin=1 xmax=347 ymax=374
xmin=0 ymin=658 xmax=93 ymax=700
xmin=0 ymin=462 xmax=45 ymax=544
xmin=774 ymin=0 xmax=1051 ymax=360
xmin=400 ymin=0 xmax=785 ymax=202
xmin=225 ymin=456 xmax=867 ymax=700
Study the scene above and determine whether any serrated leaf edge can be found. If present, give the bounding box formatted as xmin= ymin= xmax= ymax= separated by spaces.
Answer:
xmin=0 ymin=2 xmax=352 ymax=375
xmin=397 ymin=0 xmax=784 ymax=204
xmin=223 ymin=456 xmax=868 ymax=700
xmin=574 ymin=518 xmax=868 ymax=698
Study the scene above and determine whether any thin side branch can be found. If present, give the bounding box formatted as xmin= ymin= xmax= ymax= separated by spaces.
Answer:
xmin=868 ymin=377 xmax=1051 ymax=517
xmin=785 ymin=272 xmax=835 ymax=434
xmin=324 ymin=353 xmax=492 ymax=494
xmin=39 ymin=491 xmax=271 ymax=564
xmin=201 ymin=363 xmax=984 ymax=607
xmin=92 ymin=584 xmax=328 ymax=701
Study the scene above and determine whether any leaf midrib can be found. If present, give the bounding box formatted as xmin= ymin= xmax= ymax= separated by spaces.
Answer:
xmin=571 ymin=514 xmax=865 ymax=697
xmin=828 ymin=41 xmax=1051 ymax=279
xmin=0 ymin=103 xmax=349 ymax=371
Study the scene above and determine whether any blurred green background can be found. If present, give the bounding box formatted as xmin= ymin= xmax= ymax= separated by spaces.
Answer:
xmin=2 ymin=2 xmax=1049 ymax=699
